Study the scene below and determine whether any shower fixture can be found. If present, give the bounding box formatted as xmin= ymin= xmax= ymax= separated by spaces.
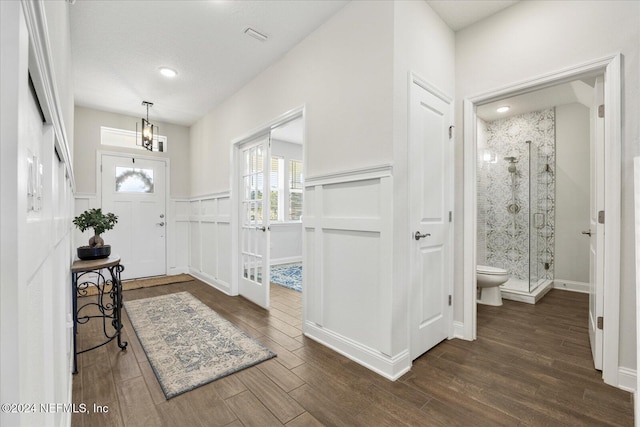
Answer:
xmin=504 ymin=156 xmax=518 ymax=173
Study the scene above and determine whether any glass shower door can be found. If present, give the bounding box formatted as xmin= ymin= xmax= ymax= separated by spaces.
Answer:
xmin=529 ymin=141 xmax=553 ymax=293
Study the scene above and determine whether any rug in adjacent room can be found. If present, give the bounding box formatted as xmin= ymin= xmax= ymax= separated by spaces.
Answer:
xmin=270 ymin=263 xmax=302 ymax=292
xmin=124 ymin=291 xmax=276 ymax=399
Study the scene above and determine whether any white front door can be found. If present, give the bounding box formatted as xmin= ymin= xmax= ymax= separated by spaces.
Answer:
xmin=588 ymin=76 xmax=605 ymax=370
xmin=409 ymin=79 xmax=453 ymax=360
xmin=238 ymin=136 xmax=270 ymax=309
xmin=101 ymin=154 xmax=167 ymax=280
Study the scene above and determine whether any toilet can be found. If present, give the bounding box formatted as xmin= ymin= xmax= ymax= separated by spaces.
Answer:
xmin=477 ymin=265 xmax=509 ymax=306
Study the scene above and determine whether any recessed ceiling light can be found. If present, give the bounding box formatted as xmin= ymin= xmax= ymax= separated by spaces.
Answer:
xmin=496 ymin=106 xmax=510 ymax=113
xmin=159 ymin=67 xmax=177 ymax=78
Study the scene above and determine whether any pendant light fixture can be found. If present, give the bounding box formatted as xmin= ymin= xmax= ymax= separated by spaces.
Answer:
xmin=137 ymin=101 xmax=157 ymax=151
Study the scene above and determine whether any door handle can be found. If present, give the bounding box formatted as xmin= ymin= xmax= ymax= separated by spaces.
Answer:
xmin=256 ymin=226 xmax=267 ymax=232
xmin=581 ymin=230 xmax=592 ymax=236
xmin=157 ymin=222 xmax=165 ymax=227
xmin=414 ymin=231 xmax=431 ymax=241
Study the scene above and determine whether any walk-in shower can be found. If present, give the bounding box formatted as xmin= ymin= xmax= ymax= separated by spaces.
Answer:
xmin=477 ymin=109 xmax=555 ymax=299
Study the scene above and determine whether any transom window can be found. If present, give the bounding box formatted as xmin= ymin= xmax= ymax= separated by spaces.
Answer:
xmin=101 ymin=126 xmax=168 ymax=153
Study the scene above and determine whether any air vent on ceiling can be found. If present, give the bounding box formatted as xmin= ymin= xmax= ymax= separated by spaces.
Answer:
xmin=244 ymin=27 xmax=268 ymax=42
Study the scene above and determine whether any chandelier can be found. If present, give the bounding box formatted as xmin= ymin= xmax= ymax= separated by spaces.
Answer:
xmin=137 ymin=101 xmax=157 ymax=151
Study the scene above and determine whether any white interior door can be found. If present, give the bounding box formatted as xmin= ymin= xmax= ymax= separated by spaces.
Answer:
xmin=101 ymin=154 xmax=166 ymax=280
xmin=588 ymin=76 xmax=605 ymax=370
xmin=409 ymin=79 xmax=453 ymax=360
xmin=238 ymin=136 xmax=270 ymax=309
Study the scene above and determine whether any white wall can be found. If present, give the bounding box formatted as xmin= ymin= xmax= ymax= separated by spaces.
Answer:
xmin=74 ymin=106 xmax=191 ymax=197
xmin=1 ymin=2 xmax=76 ymax=426
xmin=189 ymin=0 xmax=394 ymax=196
xmin=189 ymin=0 xmax=456 ymax=378
xmin=455 ymin=0 xmax=639 ymax=370
xmin=555 ymin=103 xmax=590 ymax=284
xmin=189 ymin=1 xmax=403 ymax=377
xmin=270 ymin=139 xmax=303 ymax=265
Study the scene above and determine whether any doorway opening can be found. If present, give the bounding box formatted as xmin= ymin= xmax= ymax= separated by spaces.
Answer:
xmin=232 ymin=108 xmax=305 ymax=309
xmin=462 ymin=54 xmax=622 ymax=386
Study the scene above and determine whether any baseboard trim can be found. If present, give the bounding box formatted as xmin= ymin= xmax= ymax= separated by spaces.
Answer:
xmin=168 ymin=267 xmax=189 ymax=276
xmin=618 ymin=367 xmax=637 ymax=393
xmin=553 ymin=279 xmax=589 ymax=294
xmin=453 ymin=321 xmax=467 ymax=340
xmin=271 ymin=257 xmax=302 ymax=266
xmin=304 ymin=321 xmax=410 ymax=381
xmin=188 ymin=269 xmax=233 ymax=296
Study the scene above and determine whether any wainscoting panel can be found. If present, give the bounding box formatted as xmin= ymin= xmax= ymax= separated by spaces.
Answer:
xmin=188 ymin=193 xmax=232 ymax=294
xmin=322 ymin=229 xmax=382 ymax=350
xmin=73 ymin=193 xmax=99 ymax=251
xmin=304 ymin=165 xmax=402 ymax=379
xmin=168 ymin=199 xmax=189 ymax=275
xmin=190 ymin=221 xmax=201 ymax=272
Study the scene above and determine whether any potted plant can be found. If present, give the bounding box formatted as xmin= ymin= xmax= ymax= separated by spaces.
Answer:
xmin=73 ymin=208 xmax=118 ymax=260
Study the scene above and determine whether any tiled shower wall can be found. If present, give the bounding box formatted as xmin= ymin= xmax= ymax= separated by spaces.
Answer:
xmin=477 ymin=109 xmax=555 ymax=283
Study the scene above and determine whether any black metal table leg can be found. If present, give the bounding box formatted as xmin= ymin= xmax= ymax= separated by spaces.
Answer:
xmin=72 ymin=256 xmax=127 ymax=374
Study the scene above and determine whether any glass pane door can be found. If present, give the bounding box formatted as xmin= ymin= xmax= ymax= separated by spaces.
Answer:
xmin=239 ymin=137 xmax=270 ymax=308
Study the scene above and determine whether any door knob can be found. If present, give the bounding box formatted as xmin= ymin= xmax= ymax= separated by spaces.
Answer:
xmin=256 ymin=226 xmax=267 ymax=232
xmin=414 ymin=231 xmax=431 ymax=241
xmin=157 ymin=222 xmax=165 ymax=227
xmin=159 ymin=214 xmax=165 ymax=218
xmin=581 ymin=230 xmax=592 ymax=236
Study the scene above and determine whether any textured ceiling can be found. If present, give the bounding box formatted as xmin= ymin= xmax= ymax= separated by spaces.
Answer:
xmin=70 ymin=1 xmax=522 ymax=127
xmin=70 ymin=0 xmax=348 ymax=126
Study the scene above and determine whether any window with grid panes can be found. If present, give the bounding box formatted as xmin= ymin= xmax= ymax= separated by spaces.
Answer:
xmin=289 ymin=160 xmax=303 ymax=220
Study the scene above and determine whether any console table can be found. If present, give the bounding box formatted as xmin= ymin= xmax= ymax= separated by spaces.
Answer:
xmin=72 ymin=255 xmax=128 ymax=374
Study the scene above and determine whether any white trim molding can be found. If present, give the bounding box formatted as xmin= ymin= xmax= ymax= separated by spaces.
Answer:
xmin=188 ymin=192 xmax=233 ymax=295
xmin=633 ymin=156 xmax=640 ymax=423
xmin=553 ymin=279 xmax=590 ymax=294
xmin=305 ymin=164 xmax=392 ymax=187
xmin=21 ymin=0 xmax=75 ymax=190
xmin=304 ymin=321 xmax=411 ymax=381
xmin=617 ymin=367 xmax=636 ymax=393
xmin=462 ymin=54 xmax=623 ymax=388
xmin=230 ymin=105 xmax=306 ymax=301
xmin=303 ymin=165 xmax=403 ymax=379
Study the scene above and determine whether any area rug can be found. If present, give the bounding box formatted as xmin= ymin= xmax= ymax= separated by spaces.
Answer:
xmin=124 ymin=291 xmax=276 ymax=399
xmin=82 ymin=273 xmax=194 ymax=297
xmin=270 ymin=263 xmax=302 ymax=292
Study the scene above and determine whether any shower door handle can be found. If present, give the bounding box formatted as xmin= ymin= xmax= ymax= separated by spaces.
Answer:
xmin=581 ymin=230 xmax=592 ymax=237
xmin=414 ymin=231 xmax=431 ymax=241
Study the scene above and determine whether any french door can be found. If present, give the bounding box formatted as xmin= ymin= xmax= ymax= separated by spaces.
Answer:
xmin=238 ymin=135 xmax=271 ymax=309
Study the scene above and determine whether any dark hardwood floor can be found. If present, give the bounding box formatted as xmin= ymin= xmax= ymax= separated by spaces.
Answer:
xmin=72 ymin=280 xmax=633 ymax=426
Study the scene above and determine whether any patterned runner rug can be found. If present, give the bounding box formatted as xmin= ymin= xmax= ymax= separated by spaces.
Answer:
xmin=124 ymin=291 xmax=276 ymax=399
xmin=271 ymin=263 xmax=302 ymax=292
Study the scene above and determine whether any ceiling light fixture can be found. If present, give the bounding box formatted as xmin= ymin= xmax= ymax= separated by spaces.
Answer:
xmin=159 ymin=67 xmax=177 ymax=78
xmin=496 ymin=106 xmax=510 ymax=113
xmin=136 ymin=101 xmax=159 ymax=151
xmin=244 ymin=27 xmax=268 ymax=42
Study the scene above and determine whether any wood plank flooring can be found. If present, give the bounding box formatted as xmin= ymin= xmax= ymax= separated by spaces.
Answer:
xmin=72 ymin=281 xmax=633 ymax=426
